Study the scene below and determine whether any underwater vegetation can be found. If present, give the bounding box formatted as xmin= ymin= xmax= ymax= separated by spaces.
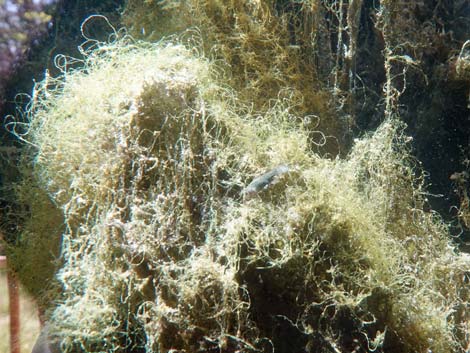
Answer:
xmin=2 ymin=1 xmax=470 ymax=352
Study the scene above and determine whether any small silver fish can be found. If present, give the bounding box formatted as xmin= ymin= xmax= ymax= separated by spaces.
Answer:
xmin=242 ymin=165 xmax=290 ymax=200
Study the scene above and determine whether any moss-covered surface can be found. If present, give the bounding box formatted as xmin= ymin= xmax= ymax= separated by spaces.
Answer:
xmin=3 ymin=1 xmax=470 ymax=353
xmin=123 ymin=2 xmax=470 ymax=227
xmin=123 ymin=0 xmax=349 ymax=156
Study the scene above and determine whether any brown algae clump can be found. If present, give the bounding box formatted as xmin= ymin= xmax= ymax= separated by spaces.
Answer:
xmin=12 ymin=35 xmax=470 ymax=353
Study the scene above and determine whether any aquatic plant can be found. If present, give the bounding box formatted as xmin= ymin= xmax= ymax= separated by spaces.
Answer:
xmin=6 ymin=35 xmax=470 ymax=352
xmin=5 ymin=1 xmax=470 ymax=352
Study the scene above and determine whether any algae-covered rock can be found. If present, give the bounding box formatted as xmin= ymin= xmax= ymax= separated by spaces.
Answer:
xmin=4 ymin=1 xmax=470 ymax=353
xmin=8 ymin=35 xmax=470 ymax=353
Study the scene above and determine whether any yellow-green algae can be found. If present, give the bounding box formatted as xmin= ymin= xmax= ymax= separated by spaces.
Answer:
xmin=123 ymin=0 xmax=348 ymax=156
xmin=7 ymin=32 xmax=470 ymax=353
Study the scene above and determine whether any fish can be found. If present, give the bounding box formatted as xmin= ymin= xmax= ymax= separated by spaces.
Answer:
xmin=241 ymin=165 xmax=290 ymax=200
